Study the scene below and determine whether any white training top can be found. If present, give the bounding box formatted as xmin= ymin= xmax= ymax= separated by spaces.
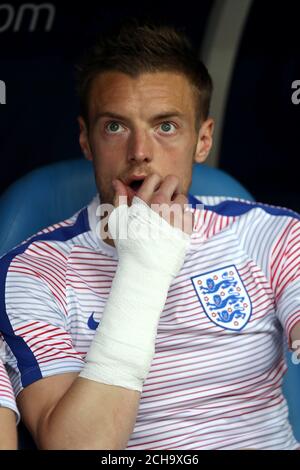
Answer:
xmin=0 ymin=194 xmax=299 ymax=449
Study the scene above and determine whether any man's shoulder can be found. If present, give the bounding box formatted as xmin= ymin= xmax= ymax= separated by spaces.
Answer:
xmin=194 ymin=194 xmax=300 ymax=224
xmin=0 ymin=203 xmax=93 ymax=275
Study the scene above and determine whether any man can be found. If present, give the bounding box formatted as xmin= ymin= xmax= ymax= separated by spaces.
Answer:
xmin=0 ymin=18 xmax=300 ymax=450
xmin=0 ymin=343 xmax=18 ymax=449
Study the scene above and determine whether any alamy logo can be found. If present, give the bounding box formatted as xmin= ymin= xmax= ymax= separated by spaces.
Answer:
xmin=0 ymin=3 xmax=56 ymax=33
xmin=0 ymin=339 xmax=6 ymax=361
xmin=0 ymin=80 xmax=5 ymax=104
xmin=291 ymin=80 xmax=300 ymax=105
xmin=191 ymin=265 xmax=252 ymax=331
xmin=291 ymin=340 xmax=300 ymax=365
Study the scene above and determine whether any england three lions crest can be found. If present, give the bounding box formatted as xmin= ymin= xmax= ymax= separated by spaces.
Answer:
xmin=191 ymin=265 xmax=252 ymax=331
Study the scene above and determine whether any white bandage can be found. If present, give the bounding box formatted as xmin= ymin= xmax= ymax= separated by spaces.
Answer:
xmin=79 ymin=196 xmax=191 ymax=392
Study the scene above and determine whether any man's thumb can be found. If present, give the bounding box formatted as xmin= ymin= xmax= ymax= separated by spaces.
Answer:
xmin=112 ymin=179 xmax=128 ymax=207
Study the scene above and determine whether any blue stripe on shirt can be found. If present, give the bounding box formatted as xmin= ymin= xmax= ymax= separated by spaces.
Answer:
xmin=188 ymin=194 xmax=300 ymax=221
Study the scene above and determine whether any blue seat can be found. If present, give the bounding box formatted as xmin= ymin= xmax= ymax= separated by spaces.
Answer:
xmin=0 ymin=158 xmax=299 ymax=446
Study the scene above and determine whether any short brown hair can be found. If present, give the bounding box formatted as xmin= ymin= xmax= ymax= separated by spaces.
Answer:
xmin=76 ymin=18 xmax=213 ymax=130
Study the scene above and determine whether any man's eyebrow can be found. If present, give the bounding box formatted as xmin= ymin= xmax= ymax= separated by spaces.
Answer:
xmin=94 ymin=112 xmax=130 ymax=124
xmin=151 ymin=111 xmax=186 ymax=121
xmin=93 ymin=110 xmax=186 ymax=124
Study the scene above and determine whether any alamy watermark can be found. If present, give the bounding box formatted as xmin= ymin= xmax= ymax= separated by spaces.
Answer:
xmin=291 ymin=340 xmax=300 ymax=365
xmin=0 ymin=338 xmax=6 ymax=361
xmin=0 ymin=79 xmax=5 ymax=104
xmin=291 ymin=80 xmax=300 ymax=105
xmin=0 ymin=3 xmax=56 ymax=33
xmin=95 ymin=198 xmax=204 ymax=241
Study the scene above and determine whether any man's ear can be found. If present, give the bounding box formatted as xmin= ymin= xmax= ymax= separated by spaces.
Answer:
xmin=194 ymin=118 xmax=214 ymax=164
xmin=78 ymin=116 xmax=93 ymax=161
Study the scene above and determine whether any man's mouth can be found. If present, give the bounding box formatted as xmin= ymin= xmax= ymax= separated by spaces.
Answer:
xmin=121 ymin=175 xmax=147 ymax=198
xmin=128 ymin=179 xmax=144 ymax=192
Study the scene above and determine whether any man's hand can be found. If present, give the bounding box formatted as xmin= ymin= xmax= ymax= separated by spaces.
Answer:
xmin=112 ymin=173 xmax=194 ymax=236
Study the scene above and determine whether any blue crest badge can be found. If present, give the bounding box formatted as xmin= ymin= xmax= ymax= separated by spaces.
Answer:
xmin=191 ymin=265 xmax=252 ymax=331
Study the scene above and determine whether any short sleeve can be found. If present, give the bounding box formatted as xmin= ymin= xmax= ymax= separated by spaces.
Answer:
xmin=0 ymin=341 xmax=20 ymax=423
xmin=0 ymin=250 xmax=85 ymax=397
xmin=272 ymin=219 xmax=300 ymax=348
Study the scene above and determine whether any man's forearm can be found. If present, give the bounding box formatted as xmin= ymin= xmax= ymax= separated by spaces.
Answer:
xmin=38 ymin=377 xmax=140 ymax=450
xmin=0 ymin=407 xmax=17 ymax=449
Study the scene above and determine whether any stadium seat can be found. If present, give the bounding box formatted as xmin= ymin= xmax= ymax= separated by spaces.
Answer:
xmin=0 ymin=158 xmax=299 ymax=447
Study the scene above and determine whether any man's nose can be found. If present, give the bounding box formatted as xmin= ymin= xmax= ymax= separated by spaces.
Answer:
xmin=127 ymin=129 xmax=153 ymax=163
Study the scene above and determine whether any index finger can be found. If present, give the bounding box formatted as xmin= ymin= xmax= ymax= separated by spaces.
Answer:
xmin=136 ymin=173 xmax=162 ymax=204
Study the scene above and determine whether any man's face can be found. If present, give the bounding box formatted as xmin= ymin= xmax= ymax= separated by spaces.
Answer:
xmin=79 ymin=70 xmax=214 ymax=206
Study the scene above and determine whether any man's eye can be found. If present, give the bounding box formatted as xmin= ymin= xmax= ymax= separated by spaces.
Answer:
xmin=105 ymin=122 xmax=123 ymax=133
xmin=159 ymin=122 xmax=176 ymax=134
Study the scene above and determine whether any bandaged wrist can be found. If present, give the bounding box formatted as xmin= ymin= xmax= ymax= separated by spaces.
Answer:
xmin=80 ymin=197 xmax=191 ymax=391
